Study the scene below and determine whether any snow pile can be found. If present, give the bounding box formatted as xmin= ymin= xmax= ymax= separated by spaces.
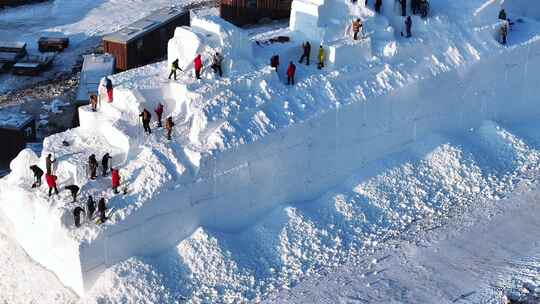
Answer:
xmin=167 ymin=14 xmax=253 ymax=76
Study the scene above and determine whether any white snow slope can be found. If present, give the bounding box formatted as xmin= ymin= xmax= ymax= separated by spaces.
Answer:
xmin=2 ymin=0 xmax=540 ymax=303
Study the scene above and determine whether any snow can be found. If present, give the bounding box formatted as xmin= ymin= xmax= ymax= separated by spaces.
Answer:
xmin=2 ymin=0 xmax=540 ymax=302
xmin=76 ymin=53 xmax=115 ymax=103
xmin=168 ymin=14 xmax=254 ymax=76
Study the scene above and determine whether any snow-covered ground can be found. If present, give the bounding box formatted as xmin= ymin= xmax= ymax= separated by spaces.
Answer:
xmin=0 ymin=0 xmax=213 ymax=94
xmin=2 ymin=0 xmax=540 ymax=303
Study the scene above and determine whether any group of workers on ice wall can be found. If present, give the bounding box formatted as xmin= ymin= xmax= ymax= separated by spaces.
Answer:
xmin=27 ymin=70 xmax=181 ymax=228
xmin=29 ymin=151 xmax=118 ymax=227
xmin=26 ymin=0 xmax=514 ymax=230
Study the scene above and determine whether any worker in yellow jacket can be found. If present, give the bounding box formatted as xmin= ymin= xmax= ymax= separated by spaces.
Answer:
xmin=318 ymin=45 xmax=325 ymax=69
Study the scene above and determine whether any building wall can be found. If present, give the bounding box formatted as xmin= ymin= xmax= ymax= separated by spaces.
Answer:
xmin=103 ymin=12 xmax=189 ymax=71
xmin=220 ymin=0 xmax=292 ymax=26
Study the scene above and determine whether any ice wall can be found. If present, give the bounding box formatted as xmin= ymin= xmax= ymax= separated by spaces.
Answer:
xmin=56 ymin=38 xmax=540 ymax=295
xmin=167 ymin=15 xmax=253 ymax=76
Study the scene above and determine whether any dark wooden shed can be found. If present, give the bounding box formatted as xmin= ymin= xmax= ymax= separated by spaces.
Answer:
xmin=220 ymin=0 xmax=292 ymax=26
xmin=0 ymin=112 xmax=35 ymax=165
xmin=102 ymin=7 xmax=190 ymax=71
xmin=0 ymin=0 xmax=48 ymax=9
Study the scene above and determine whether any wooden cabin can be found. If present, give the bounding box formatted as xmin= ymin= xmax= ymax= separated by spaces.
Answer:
xmin=0 ymin=0 xmax=48 ymax=9
xmin=38 ymin=37 xmax=69 ymax=52
xmin=12 ymin=53 xmax=55 ymax=76
xmin=0 ymin=41 xmax=27 ymax=71
xmin=0 ymin=111 xmax=35 ymax=166
xmin=220 ymin=0 xmax=293 ymax=26
xmin=102 ymin=7 xmax=190 ymax=71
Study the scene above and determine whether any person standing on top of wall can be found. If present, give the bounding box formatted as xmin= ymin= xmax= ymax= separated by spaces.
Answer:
xmin=411 ymin=0 xmax=418 ymax=15
xmin=29 ymin=165 xmax=43 ymax=188
xmin=90 ymin=94 xmax=98 ymax=112
xmin=405 ymin=16 xmax=412 ymax=37
xmin=105 ymin=77 xmax=113 ymax=103
xmin=375 ymin=0 xmax=382 ymax=13
xmin=88 ymin=154 xmax=98 ymax=180
xmin=45 ymin=173 xmax=58 ymax=197
xmin=500 ymin=21 xmax=508 ymax=45
xmin=45 ymin=153 xmax=55 ymax=175
xmin=73 ymin=206 xmax=85 ymax=228
xmin=299 ymin=41 xmax=311 ymax=66
xmin=101 ymin=153 xmax=112 ymax=177
xmin=352 ymin=18 xmax=363 ymax=40
xmin=139 ymin=108 xmax=152 ymax=134
xmin=168 ymin=58 xmax=182 ymax=80
xmin=399 ymin=0 xmax=406 ymax=16
xmin=86 ymin=195 xmax=96 ymax=219
xmin=270 ymin=54 xmax=280 ymax=72
xmin=111 ymin=168 xmax=120 ymax=194
xmin=194 ymin=54 xmax=203 ymax=80
xmin=211 ymin=52 xmax=224 ymax=77
xmin=498 ymin=8 xmax=507 ymax=20
xmin=286 ymin=61 xmax=296 ymax=85
xmin=318 ymin=45 xmax=325 ymax=69
xmin=154 ymin=103 xmax=164 ymax=128
xmin=165 ymin=116 xmax=175 ymax=140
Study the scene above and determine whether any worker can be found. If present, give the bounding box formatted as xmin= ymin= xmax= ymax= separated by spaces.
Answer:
xmin=352 ymin=18 xmax=363 ymax=40
xmin=399 ymin=0 xmax=406 ymax=16
xmin=29 ymin=165 xmax=43 ymax=188
xmin=90 ymin=94 xmax=98 ymax=112
xmin=45 ymin=153 xmax=55 ymax=175
xmin=211 ymin=52 xmax=224 ymax=77
xmin=500 ymin=21 xmax=508 ymax=45
xmin=86 ymin=195 xmax=96 ymax=219
xmin=375 ymin=0 xmax=382 ymax=13
xmin=165 ymin=116 xmax=175 ymax=140
xmin=139 ymin=108 xmax=152 ymax=135
xmin=65 ymin=184 xmax=80 ymax=203
xmin=498 ymin=8 xmax=507 ymax=20
xmin=318 ymin=45 xmax=325 ymax=69
xmin=101 ymin=153 xmax=112 ymax=177
xmin=73 ymin=206 xmax=85 ymax=228
xmin=270 ymin=54 xmax=280 ymax=72
xmin=98 ymin=197 xmax=107 ymax=223
xmin=88 ymin=154 xmax=98 ymax=180
xmin=194 ymin=54 xmax=203 ymax=80
xmin=405 ymin=16 xmax=412 ymax=37
xmin=105 ymin=77 xmax=113 ymax=102
xmin=168 ymin=58 xmax=182 ymax=80
xmin=154 ymin=103 xmax=164 ymax=128
xmin=286 ymin=61 xmax=296 ymax=85
xmin=299 ymin=41 xmax=311 ymax=65
xmin=45 ymin=173 xmax=58 ymax=197
xmin=111 ymin=168 xmax=121 ymax=194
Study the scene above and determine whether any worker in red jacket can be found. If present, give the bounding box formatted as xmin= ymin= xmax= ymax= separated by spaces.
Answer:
xmin=154 ymin=103 xmax=164 ymax=128
xmin=194 ymin=54 xmax=203 ymax=80
xmin=45 ymin=173 xmax=59 ymax=197
xmin=111 ymin=168 xmax=120 ymax=194
xmin=286 ymin=61 xmax=296 ymax=85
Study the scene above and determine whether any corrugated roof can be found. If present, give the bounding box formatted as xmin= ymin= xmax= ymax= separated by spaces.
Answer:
xmin=103 ymin=7 xmax=187 ymax=44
